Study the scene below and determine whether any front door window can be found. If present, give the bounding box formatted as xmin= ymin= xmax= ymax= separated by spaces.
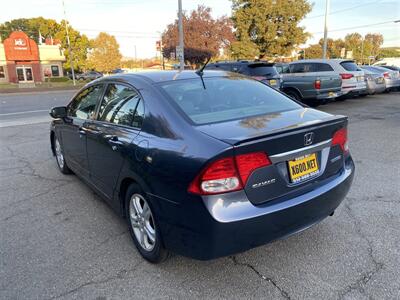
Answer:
xmin=16 ymin=67 xmax=34 ymax=82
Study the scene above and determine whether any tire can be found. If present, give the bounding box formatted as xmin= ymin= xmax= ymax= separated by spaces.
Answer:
xmin=53 ymin=136 xmax=72 ymax=174
xmin=125 ymin=184 xmax=170 ymax=263
xmin=304 ymin=99 xmax=320 ymax=108
xmin=284 ymin=89 xmax=301 ymax=101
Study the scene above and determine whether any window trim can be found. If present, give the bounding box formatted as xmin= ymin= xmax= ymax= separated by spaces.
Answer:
xmin=91 ymin=81 xmax=145 ymax=130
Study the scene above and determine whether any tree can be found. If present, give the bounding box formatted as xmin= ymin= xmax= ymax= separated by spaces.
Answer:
xmin=363 ymin=33 xmax=383 ymax=60
xmin=378 ymin=47 xmax=400 ymax=58
xmin=86 ymin=32 xmax=122 ymax=73
xmin=0 ymin=17 xmax=61 ymax=43
xmin=0 ymin=18 xmax=90 ymax=72
xmin=344 ymin=33 xmax=363 ymax=60
xmin=231 ymin=0 xmax=311 ymax=59
xmin=303 ymin=44 xmax=322 ymax=59
xmin=162 ymin=5 xmax=235 ymax=65
xmin=54 ymin=21 xmax=91 ymax=72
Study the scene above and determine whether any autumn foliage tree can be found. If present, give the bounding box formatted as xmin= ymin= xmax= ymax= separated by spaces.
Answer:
xmin=162 ymin=5 xmax=235 ymax=65
xmin=304 ymin=33 xmax=384 ymax=62
xmin=86 ymin=32 xmax=122 ymax=73
xmin=231 ymin=0 xmax=311 ymax=59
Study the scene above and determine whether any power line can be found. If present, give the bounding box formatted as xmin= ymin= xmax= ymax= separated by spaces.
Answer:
xmin=311 ymin=20 xmax=399 ymax=35
xmin=306 ymin=0 xmax=382 ymax=19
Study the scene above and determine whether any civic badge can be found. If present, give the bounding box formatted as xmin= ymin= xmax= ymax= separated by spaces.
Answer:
xmin=304 ymin=132 xmax=314 ymax=146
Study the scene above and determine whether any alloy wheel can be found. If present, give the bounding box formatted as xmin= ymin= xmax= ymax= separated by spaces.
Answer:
xmin=129 ymin=194 xmax=156 ymax=251
xmin=55 ymin=138 xmax=65 ymax=169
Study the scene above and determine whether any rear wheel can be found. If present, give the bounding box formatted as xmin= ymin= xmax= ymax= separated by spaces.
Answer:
xmin=284 ymin=89 xmax=301 ymax=101
xmin=54 ymin=136 xmax=72 ymax=174
xmin=304 ymin=99 xmax=320 ymax=108
xmin=126 ymin=184 xmax=170 ymax=263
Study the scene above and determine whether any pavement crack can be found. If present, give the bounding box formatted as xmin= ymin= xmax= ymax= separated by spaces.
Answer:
xmin=0 ymin=182 xmax=74 ymax=210
xmin=47 ymin=261 xmax=144 ymax=300
xmin=97 ymin=230 xmax=128 ymax=247
xmin=229 ymin=255 xmax=291 ymax=299
xmin=338 ymin=202 xmax=384 ymax=299
xmin=1 ymin=208 xmax=31 ymax=222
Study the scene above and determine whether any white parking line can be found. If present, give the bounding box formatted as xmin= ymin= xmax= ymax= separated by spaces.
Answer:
xmin=0 ymin=109 xmax=49 ymax=116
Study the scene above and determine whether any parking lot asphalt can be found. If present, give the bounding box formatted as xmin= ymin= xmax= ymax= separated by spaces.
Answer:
xmin=0 ymin=91 xmax=399 ymax=300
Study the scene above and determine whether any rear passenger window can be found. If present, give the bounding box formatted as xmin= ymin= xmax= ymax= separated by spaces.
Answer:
xmin=340 ymin=61 xmax=359 ymax=71
xmin=290 ymin=64 xmax=308 ymax=73
xmin=314 ymin=63 xmax=334 ymax=72
xmin=97 ymin=83 xmax=142 ymax=127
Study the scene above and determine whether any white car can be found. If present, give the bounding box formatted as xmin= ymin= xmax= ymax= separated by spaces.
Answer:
xmin=327 ymin=59 xmax=367 ymax=97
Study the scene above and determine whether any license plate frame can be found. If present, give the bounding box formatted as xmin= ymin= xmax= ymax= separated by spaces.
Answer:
xmin=288 ymin=153 xmax=319 ymax=183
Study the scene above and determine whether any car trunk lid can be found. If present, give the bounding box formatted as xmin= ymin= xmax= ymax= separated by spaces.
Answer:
xmin=198 ymin=108 xmax=348 ymax=205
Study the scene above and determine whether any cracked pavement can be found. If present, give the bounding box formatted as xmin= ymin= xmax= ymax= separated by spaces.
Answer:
xmin=1 ymin=91 xmax=399 ymax=299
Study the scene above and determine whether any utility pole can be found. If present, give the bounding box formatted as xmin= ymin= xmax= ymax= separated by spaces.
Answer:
xmin=62 ymin=0 xmax=75 ymax=85
xmin=160 ymin=33 xmax=165 ymax=70
xmin=178 ymin=0 xmax=185 ymax=71
xmin=361 ymin=38 xmax=364 ymax=65
xmin=134 ymin=45 xmax=137 ymax=61
xmin=322 ymin=0 xmax=330 ymax=59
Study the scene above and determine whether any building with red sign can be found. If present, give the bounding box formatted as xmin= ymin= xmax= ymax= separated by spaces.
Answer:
xmin=0 ymin=31 xmax=66 ymax=84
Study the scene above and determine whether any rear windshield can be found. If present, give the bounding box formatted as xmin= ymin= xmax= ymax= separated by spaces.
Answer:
xmin=247 ymin=65 xmax=278 ymax=76
xmin=159 ymin=77 xmax=301 ymax=125
xmin=340 ymin=61 xmax=359 ymax=71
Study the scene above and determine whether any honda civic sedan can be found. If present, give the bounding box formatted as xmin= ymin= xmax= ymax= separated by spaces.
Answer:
xmin=49 ymin=71 xmax=355 ymax=263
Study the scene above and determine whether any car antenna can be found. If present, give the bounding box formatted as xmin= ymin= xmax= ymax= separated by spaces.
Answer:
xmin=196 ymin=57 xmax=211 ymax=89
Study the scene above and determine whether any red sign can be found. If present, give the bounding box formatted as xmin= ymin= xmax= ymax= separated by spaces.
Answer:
xmin=4 ymin=31 xmax=39 ymax=61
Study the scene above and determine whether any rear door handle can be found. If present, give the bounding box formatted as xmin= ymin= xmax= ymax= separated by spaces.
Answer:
xmin=106 ymin=135 xmax=124 ymax=150
xmin=78 ymin=127 xmax=87 ymax=136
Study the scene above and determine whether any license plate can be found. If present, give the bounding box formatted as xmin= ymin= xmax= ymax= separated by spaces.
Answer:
xmin=328 ymin=92 xmax=336 ymax=97
xmin=357 ymin=76 xmax=363 ymax=82
xmin=269 ymin=79 xmax=277 ymax=86
xmin=288 ymin=153 xmax=319 ymax=183
xmin=377 ymin=78 xmax=384 ymax=83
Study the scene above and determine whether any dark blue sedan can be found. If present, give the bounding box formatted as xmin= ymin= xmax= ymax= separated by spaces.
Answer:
xmin=49 ymin=71 xmax=355 ymax=263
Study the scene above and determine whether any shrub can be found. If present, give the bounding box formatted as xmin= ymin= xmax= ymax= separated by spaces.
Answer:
xmin=47 ymin=77 xmax=70 ymax=82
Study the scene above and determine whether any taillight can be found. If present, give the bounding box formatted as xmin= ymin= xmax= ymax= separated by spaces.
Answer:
xmin=188 ymin=152 xmax=271 ymax=195
xmin=236 ymin=152 xmax=271 ymax=184
xmin=252 ymin=76 xmax=267 ymax=81
xmin=383 ymin=72 xmax=389 ymax=79
xmin=314 ymin=80 xmax=321 ymax=89
xmin=332 ymin=127 xmax=349 ymax=154
xmin=340 ymin=73 xmax=354 ymax=80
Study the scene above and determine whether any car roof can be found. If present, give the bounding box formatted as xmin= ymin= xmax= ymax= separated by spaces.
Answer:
xmin=291 ymin=59 xmax=355 ymax=63
xmin=209 ymin=60 xmax=275 ymax=66
xmin=96 ymin=70 xmax=233 ymax=84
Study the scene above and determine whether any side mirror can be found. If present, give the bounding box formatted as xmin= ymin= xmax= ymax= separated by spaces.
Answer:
xmin=49 ymin=106 xmax=67 ymax=119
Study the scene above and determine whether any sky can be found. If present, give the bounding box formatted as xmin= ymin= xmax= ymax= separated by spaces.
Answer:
xmin=1 ymin=0 xmax=399 ymax=58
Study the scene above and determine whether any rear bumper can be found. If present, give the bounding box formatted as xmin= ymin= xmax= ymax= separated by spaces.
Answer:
xmin=385 ymin=78 xmax=400 ymax=88
xmin=154 ymin=157 xmax=355 ymax=260
xmin=366 ymin=81 xmax=386 ymax=94
xmin=315 ymin=90 xmax=343 ymax=100
xmin=342 ymin=83 xmax=367 ymax=96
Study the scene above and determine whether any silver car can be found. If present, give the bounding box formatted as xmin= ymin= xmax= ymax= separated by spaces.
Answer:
xmin=360 ymin=68 xmax=386 ymax=94
xmin=361 ymin=66 xmax=400 ymax=91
